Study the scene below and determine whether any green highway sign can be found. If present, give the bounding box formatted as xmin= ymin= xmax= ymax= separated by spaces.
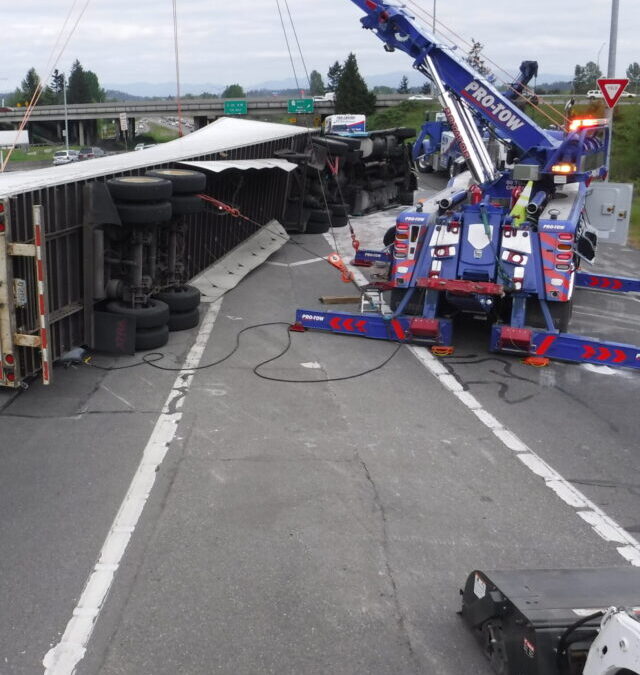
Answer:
xmin=287 ymin=98 xmax=314 ymax=114
xmin=223 ymin=100 xmax=248 ymax=115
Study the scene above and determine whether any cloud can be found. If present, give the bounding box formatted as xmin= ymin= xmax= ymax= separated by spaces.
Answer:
xmin=2 ymin=0 xmax=638 ymax=90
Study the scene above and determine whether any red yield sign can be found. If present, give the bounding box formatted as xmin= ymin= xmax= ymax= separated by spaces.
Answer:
xmin=597 ymin=78 xmax=630 ymax=108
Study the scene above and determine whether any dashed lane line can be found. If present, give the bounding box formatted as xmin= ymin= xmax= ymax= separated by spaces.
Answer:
xmin=325 ymin=232 xmax=640 ymax=567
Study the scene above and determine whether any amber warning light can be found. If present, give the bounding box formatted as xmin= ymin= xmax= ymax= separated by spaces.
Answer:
xmin=568 ymin=118 xmax=608 ymax=132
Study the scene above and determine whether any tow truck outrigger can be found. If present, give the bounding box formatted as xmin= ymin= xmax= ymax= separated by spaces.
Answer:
xmin=294 ymin=0 xmax=640 ymax=371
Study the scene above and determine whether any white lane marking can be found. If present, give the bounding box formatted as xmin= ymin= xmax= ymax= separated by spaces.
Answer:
xmin=301 ymin=362 xmax=322 ymax=369
xmin=43 ymin=300 xmax=223 ymax=675
xmin=267 ymin=258 xmax=321 ymax=268
xmin=329 ymin=233 xmax=640 ymax=567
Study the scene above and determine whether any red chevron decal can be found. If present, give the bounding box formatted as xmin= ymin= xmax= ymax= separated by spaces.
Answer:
xmin=343 ymin=318 xmax=354 ymax=331
xmin=329 ymin=317 xmax=341 ymax=330
xmin=597 ymin=347 xmax=612 ymax=361
xmin=355 ymin=320 xmax=367 ymax=333
xmin=613 ymin=350 xmax=626 ymax=363
xmin=612 ymin=279 xmax=623 ymax=290
xmin=582 ymin=345 xmax=597 ymax=359
xmin=589 ymin=276 xmax=599 ymax=286
xmin=536 ymin=335 xmax=557 ymax=355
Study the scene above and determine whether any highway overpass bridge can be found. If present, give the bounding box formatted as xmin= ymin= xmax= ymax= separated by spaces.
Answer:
xmin=0 ymin=95 xmax=412 ymax=146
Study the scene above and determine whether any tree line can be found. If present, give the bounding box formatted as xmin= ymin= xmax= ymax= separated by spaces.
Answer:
xmin=572 ymin=61 xmax=640 ymax=95
xmin=7 ymin=60 xmax=105 ymax=107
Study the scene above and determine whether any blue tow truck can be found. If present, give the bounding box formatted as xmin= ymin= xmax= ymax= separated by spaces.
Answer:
xmin=294 ymin=0 xmax=639 ymax=372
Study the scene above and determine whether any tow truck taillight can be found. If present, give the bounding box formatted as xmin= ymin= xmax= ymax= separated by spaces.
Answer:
xmin=4 ymin=354 xmax=15 ymax=365
xmin=551 ymin=163 xmax=577 ymax=175
xmin=395 ymin=243 xmax=408 ymax=258
xmin=558 ymin=233 xmax=573 ymax=241
xmin=568 ymin=118 xmax=607 ymax=132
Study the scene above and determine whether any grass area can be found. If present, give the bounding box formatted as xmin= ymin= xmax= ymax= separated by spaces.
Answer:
xmin=1 ymin=144 xmax=82 ymax=162
xmin=146 ymin=122 xmax=179 ymax=143
xmin=630 ymin=188 xmax=640 ymax=248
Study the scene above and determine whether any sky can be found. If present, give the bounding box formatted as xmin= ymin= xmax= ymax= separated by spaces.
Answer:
xmin=1 ymin=0 xmax=638 ymax=93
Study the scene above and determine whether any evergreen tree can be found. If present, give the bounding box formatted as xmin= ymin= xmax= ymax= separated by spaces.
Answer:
xmin=222 ymin=84 xmax=245 ymax=98
xmin=50 ymin=69 xmax=65 ymax=104
xmin=421 ymin=80 xmax=431 ymax=95
xmin=19 ymin=68 xmax=41 ymax=105
xmin=398 ymin=76 xmax=409 ymax=94
xmin=85 ymin=70 xmax=106 ymax=102
xmin=309 ymin=70 xmax=325 ymax=96
xmin=335 ymin=53 xmax=376 ymax=116
xmin=626 ymin=62 xmax=640 ymax=93
xmin=327 ymin=61 xmax=343 ymax=91
xmin=572 ymin=64 xmax=586 ymax=94
xmin=67 ymin=60 xmax=91 ymax=103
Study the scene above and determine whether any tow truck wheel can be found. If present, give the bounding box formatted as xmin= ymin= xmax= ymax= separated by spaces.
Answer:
xmin=383 ymin=226 xmax=396 ymax=247
xmin=417 ymin=156 xmax=433 ymax=173
xmin=526 ymin=298 xmax=573 ymax=333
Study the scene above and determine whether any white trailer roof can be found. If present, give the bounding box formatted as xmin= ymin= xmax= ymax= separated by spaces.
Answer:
xmin=0 ymin=130 xmax=29 ymax=148
xmin=0 ymin=118 xmax=308 ymax=198
xmin=179 ymin=159 xmax=297 ymax=173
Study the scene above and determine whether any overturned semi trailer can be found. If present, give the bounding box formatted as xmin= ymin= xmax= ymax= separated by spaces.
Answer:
xmin=0 ymin=118 xmax=309 ymax=388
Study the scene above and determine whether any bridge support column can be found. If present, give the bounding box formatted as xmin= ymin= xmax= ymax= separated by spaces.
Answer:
xmin=194 ymin=115 xmax=208 ymax=130
xmin=78 ymin=120 xmax=86 ymax=147
xmin=128 ymin=118 xmax=136 ymax=139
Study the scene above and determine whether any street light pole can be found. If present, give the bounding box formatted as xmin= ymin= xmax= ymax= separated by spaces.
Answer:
xmin=63 ymin=74 xmax=70 ymax=153
xmin=605 ymin=0 xmax=619 ymax=177
xmin=432 ymin=0 xmax=436 ymax=35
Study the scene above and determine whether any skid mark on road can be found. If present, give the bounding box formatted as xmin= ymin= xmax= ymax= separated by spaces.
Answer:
xmin=43 ymin=300 xmax=223 ymax=675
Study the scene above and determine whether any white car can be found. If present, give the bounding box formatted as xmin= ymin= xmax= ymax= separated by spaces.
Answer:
xmin=52 ymin=150 xmax=79 ymax=165
xmin=587 ymin=89 xmax=636 ymax=100
xmin=408 ymin=94 xmax=432 ymax=101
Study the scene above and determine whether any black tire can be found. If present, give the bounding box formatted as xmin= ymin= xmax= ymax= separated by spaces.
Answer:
xmin=170 ymin=194 xmax=204 ymax=216
xmin=106 ymin=299 xmax=170 ymax=329
xmin=417 ymin=156 xmax=433 ymax=173
xmin=115 ymin=200 xmax=172 ymax=225
xmin=305 ymin=219 xmax=331 ymax=234
xmin=328 ymin=203 xmax=349 ymax=217
xmin=308 ymin=208 xmax=331 ymax=224
xmin=330 ymin=214 xmax=348 ymax=228
xmin=135 ymin=324 xmax=170 ymax=351
xmin=526 ymin=298 xmax=573 ymax=332
xmin=390 ymin=288 xmax=426 ymax=315
xmin=145 ymin=169 xmax=206 ymax=194
xmin=394 ymin=127 xmax=417 ymax=140
xmin=383 ymin=226 xmax=396 ymax=247
xmin=154 ymin=285 xmax=201 ymax=312
xmin=108 ymin=176 xmax=172 ymax=201
xmin=398 ymin=190 xmax=415 ymax=205
xmin=168 ymin=307 xmax=201 ymax=332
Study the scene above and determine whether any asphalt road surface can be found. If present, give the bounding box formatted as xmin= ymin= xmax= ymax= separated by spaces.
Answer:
xmin=0 ymin=175 xmax=638 ymax=675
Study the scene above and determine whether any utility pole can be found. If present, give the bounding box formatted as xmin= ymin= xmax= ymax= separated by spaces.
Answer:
xmin=63 ymin=73 xmax=70 ymax=153
xmin=605 ymin=0 xmax=619 ymax=177
xmin=432 ymin=0 xmax=436 ymax=35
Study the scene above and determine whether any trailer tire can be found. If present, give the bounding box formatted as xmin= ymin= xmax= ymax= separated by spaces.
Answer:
xmin=416 ymin=156 xmax=433 ymax=173
xmin=106 ymin=299 xmax=170 ymax=329
xmin=398 ymin=190 xmax=415 ymax=205
xmin=383 ymin=226 xmax=396 ymax=247
xmin=308 ymin=208 xmax=331 ymax=224
xmin=145 ymin=168 xmax=206 ymax=193
xmin=168 ymin=307 xmax=201 ymax=332
xmin=330 ymin=215 xmax=348 ymax=228
xmin=107 ymin=176 xmax=172 ymax=201
xmin=389 ymin=288 xmax=426 ymax=315
xmin=135 ymin=324 xmax=170 ymax=351
xmin=305 ymin=219 xmax=331 ymax=234
xmin=329 ymin=203 xmax=349 ymax=217
xmin=154 ymin=285 xmax=201 ymax=312
xmin=170 ymin=194 xmax=204 ymax=216
xmin=115 ymin=200 xmax=172 ymax=225
xmin=526 ymin=298 xmax=573 ymax=333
